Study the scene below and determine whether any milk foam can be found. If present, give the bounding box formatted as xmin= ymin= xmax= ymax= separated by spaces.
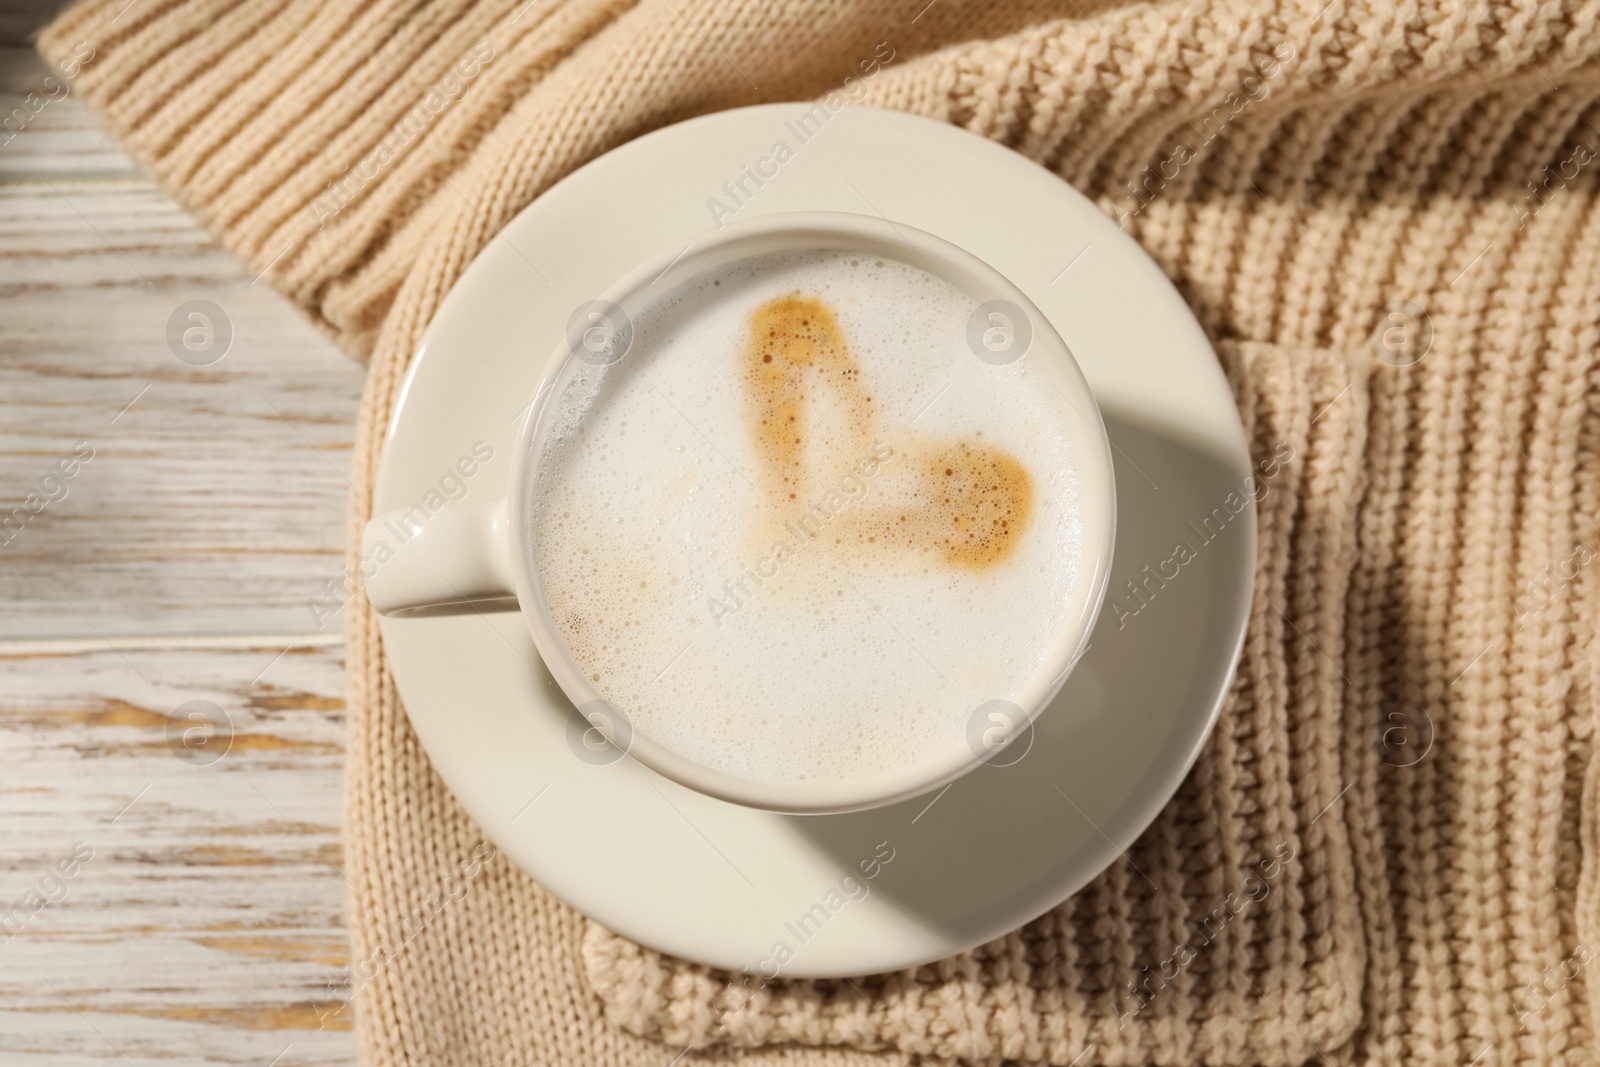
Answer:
xmin=528 ymin=249 xmax=1086 ymax=786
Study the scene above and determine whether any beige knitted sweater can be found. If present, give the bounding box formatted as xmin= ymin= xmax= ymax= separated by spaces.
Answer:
xmin=38 ymin=0 xmax=1600 ymax=1063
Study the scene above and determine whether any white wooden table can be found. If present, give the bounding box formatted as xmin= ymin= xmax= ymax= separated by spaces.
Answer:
xmin=2 ymin=4 xmax=364 ymax=1061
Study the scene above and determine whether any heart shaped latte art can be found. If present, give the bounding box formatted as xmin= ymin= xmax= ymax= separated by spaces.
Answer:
xmin=742 ymin=294 xmax=1033 ymax=571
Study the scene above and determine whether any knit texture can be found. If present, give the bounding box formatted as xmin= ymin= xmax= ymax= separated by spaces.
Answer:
xmin=36 ymin=0 xmax=1600 ymax=1064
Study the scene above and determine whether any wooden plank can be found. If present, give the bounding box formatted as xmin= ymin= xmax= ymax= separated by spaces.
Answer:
xmin=0 ymin=180 xmax=366 ymax=639
xmin=2 ymin=9 xmax=366 ymax=1062
xmin=0 ymin=640 xmax=357 ymax=1065
xmin=0 ymin=51 xmax=138 ymax=181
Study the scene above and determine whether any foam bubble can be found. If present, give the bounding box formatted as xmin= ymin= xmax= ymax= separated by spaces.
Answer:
xmin=528 ymin=249 xmax=1085 ymax=787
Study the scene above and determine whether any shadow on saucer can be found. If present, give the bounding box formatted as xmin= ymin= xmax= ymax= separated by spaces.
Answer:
xmin=778 ymin=407 xmax=1253 ymax=953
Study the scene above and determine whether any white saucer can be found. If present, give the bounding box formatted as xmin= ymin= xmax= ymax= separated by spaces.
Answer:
xmin=373 ymin=106 xmax=1254 ymax=977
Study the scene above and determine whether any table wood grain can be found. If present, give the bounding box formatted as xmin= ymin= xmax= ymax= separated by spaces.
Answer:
xmin=2 ymin=2 xmax=365 ymax=1060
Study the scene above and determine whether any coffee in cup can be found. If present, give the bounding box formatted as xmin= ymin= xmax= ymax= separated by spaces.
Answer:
xmin=532 ymin=246 xmax=1096 ymax=786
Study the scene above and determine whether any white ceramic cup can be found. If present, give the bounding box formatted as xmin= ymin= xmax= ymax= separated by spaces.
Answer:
xmin=363 ymin=211 xmax=1116 ymax=814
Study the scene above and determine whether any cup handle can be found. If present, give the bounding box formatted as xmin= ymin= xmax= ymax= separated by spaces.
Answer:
xmin=362 ymin=496 xmax=519 ymax=616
